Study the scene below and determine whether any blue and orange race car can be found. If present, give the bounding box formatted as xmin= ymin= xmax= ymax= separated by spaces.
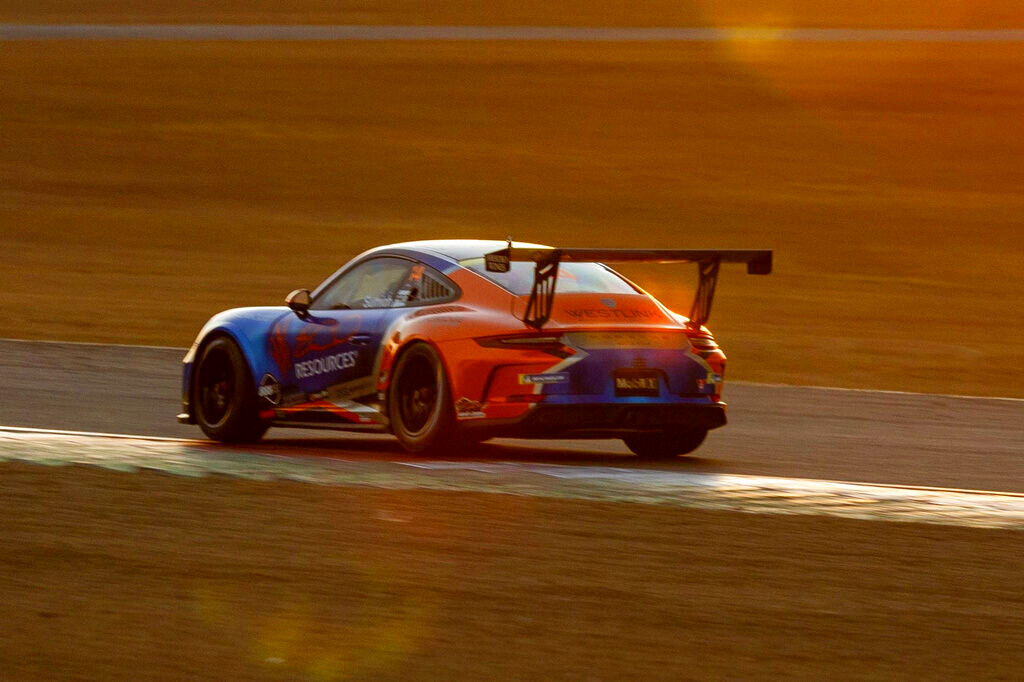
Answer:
xmin=178 ymin=240 xmax=771 ymax=458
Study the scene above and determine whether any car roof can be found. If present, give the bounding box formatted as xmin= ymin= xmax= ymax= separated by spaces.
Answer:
xmin=384 ymin=239 xmax=551 ymax=264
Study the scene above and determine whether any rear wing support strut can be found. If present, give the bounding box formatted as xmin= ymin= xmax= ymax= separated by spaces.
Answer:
xmin=521 ymin=253 xmax=560 ymax=330
xmin=689 ymin=258 xmax=720 ymax=328
xmin=484 ymin=246 xmax=772 ymax=330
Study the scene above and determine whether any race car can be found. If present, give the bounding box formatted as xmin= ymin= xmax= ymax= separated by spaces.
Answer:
xmin=178 ymin=240 xmax=771 ymax=458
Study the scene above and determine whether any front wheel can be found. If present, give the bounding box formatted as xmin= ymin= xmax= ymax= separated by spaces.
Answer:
xmin=193 ymin=336 xmax=268 ymax=443
xmin=624 ymin=429 xmax=707 ymax=459
xmin=389 ymin=343 xmax=455 ymax=454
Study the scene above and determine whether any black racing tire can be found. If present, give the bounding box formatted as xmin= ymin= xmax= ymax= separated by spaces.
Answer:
xmin=624 ymin=429 xmax=708 ymax=459
xmin=388 ymin=342 xmax=455 ymax=454
xmin=193 ymin=336 xmax=268 ymax=443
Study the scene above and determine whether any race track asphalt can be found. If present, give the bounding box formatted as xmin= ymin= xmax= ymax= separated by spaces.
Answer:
xmin=3 ymin=338 xmax=1021 ymax=492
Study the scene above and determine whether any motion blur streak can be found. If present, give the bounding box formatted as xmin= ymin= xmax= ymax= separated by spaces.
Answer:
xmin=4 ymin=25 xmax=1024 ymax=42
xmin=3 ymin=428 xmax=1022 ymax=529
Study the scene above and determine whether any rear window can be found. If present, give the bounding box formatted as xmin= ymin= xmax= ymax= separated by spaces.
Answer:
xmin=460 ymin=259 xmax=639 ymax=296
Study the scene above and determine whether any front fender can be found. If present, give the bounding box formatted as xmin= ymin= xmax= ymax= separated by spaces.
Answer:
xmin=181 ymin=307 xmax=291 ymax=417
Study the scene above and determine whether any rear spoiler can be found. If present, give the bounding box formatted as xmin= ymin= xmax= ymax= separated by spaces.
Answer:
xmin=484 ymin=246 xmax=773 ymax=329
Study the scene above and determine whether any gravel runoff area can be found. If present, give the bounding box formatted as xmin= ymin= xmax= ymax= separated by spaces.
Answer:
xmin=0 ymin=462 xmax=1021 ymax=680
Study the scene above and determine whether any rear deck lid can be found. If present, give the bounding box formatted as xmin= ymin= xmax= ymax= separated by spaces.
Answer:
xmin=513 ymin=292 xmax=680 ymax=329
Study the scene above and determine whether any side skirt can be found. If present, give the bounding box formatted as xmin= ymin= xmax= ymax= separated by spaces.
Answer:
xmin=267 ymin=420 xmax=391 ymax=434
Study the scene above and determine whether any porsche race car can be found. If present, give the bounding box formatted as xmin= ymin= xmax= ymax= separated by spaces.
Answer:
xmin=178 ymin=240 xmax=771 ymax=458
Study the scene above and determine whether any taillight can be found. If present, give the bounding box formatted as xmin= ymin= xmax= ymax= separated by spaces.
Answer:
xmin=475 ymin=334 xmax=575 ymax=359
xmin=687 ymin=331 xmax=725 ymax=401
xmin=686 ymin=334 xmax=720 ymax=355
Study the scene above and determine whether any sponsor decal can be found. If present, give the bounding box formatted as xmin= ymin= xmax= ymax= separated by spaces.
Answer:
xmin=518 ymin=372 xmax=569 ymax=385
xmin=269 ymin=317 xmax=293 ymax=378
xmin=269 ymin=314 xmax=368 ymax=381
xmin=455 ymin=397 xmax=486 ymax=420
xmin=615 ymin=376 xmax=658 ymax=391
xmin=321 ymin=376 xmax=377 ymax=403
xmin=294 ymin=317 xmax=362 ymax=359
xmin=294 ymin=350 xmax=359 ymax=379
xmin=613 ymin=369 xmax=660 ymax=397
xmin=485 ymin=252 xmax=511 ymax=273
xmin=697 ymin=374 xmax=721 ymax=391
xmin=565 ymin=308 xmax=658 ymax=320
xmin=258 ymin=374 xmax=281 ymax=405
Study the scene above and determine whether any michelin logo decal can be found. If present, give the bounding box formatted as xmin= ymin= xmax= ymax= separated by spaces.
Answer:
xmin=518 ymin=372 xmax=569 ymax=385
xmin=295 ymin=351 xmax=359 ymax=379
xmin=258 ymin=374 xmax=281 ymax=404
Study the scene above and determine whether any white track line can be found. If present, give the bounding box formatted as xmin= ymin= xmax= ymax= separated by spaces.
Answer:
xmin=0 ymin=337 xmax=185 ymax=352
xmin=4 ymin=426 xmax=1024 ymax=529
xmin=3 ymin=25 xmax=1024 ymax=42
xmin=404 ymin=460 xmax=1024 ymax=500
xmin=3 ymin=427 xmax=1023 ymax=529
xmin=2 ymin=425 xmax=1021 ymax=499
xmin=0 ymin=425 xmax=197 ymax=443
xmin=729 ymin=380 xmax=1024 ymax=403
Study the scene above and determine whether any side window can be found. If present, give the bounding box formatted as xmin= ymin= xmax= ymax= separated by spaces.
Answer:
xmin=313 ymin=257 xmax=413 ymax=310
xmin=393 ymin=263 xmax=458 ymax=307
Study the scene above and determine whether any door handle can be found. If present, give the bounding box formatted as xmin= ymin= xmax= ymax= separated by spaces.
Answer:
xmin=350 ymin=334 xmax=373 ymax=346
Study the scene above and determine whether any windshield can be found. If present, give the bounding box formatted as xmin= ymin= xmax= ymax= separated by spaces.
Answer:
xmin=460 ymin=259 xmax=639 ymax=296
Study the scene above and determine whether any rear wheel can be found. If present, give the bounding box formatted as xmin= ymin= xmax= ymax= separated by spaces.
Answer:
xmin=193 ymin=336 xmax=268 ymax=443
xmin=624 ymin=429 xmax=707 ymax=459
xmin=389 ymin=343 xmax=455 ymax=454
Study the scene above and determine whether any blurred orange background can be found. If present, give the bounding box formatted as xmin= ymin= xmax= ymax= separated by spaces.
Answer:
xmin=1 ymin=2 xmax=1022 ymax=396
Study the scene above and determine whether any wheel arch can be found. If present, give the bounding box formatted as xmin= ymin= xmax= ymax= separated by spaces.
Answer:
xmin=183 ymin=325 xmax=264 ymax=418
xmin=383 ymin=337 xmax=455 ymax=423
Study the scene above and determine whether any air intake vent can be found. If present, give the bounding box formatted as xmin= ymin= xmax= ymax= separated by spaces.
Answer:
xmin=419 ymin=272 xmax=453 ymax=302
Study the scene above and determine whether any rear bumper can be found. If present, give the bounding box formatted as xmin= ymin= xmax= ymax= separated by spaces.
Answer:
xmin=464 ymin=402 xmax=727 ymax=439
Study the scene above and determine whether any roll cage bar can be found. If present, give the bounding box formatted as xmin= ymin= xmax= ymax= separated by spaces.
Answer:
xmin=483 ymin=246 xmax=773 ymax=329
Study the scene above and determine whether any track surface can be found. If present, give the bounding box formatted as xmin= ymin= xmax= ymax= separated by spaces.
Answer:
xmin=3 ymin=339 xmax=1021 ymax=492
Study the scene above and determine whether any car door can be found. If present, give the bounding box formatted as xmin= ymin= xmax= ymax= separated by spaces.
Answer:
xmin=270 ymin=257 xmax=414 ymax=402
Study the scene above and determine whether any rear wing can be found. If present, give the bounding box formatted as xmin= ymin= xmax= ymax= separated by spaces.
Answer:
xmin=483 ymin=246 xmax=773 ymax=329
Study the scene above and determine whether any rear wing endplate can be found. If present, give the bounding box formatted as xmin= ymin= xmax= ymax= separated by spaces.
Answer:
xmin=483 ymin=246 xmax=772 ymax=329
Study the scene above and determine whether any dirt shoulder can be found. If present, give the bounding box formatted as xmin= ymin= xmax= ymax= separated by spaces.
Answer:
xmin=3 ymin=38 xmax=1024 ymax=396
xmin=1 ymin=0 xmax=1022 ymax=28
xmin=1 ymin=462 xmax=1021 ymax=680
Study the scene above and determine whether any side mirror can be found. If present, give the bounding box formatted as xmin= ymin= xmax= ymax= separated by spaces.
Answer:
xmin=285 ymin=288 xmax=311 ymax=317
